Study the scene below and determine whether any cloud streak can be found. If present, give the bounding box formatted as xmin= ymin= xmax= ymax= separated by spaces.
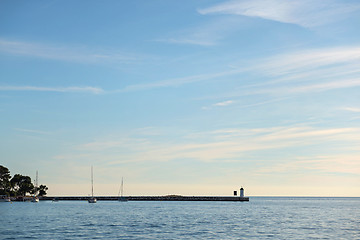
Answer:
xmin=257 ymin=155 xmax=360 ymax=175
xmin=68 ymin=125 xmax=360 ymax=165
xmin=214 ymin=100 xmax=233 ymax=106
xmin=13 ymin=128 xmax=51 ymax=135
xmin=118 ymin=68 xmax=245 ymax=92
xmin=155 ymin=17 xmax=244 ymax=46
xmin=344 ymin=107 xmax=360 ymax=113
xmin=155 ymin=38 xmax=215 ymax=46
xmin=119 ymin=46 xmax=360 ymax=96
xmin=198 ymin=0 xmax=360 ymax=28
xmin=0 ymin=39 xmax=139 ymax=64
xmin=253 ymin=47 xmax=360 ymax=95
xmin=259 ymin=47 xmax=360 ymax=77
xmin=202 ymin=100 xmax=235 ymax=110
xmin=0 ymin=86 xmax=104 ymax=94
xmin=216 ymin=46 xmax=360 ymax=98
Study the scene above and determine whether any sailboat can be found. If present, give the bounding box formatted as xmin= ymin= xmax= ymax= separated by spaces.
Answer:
xmin=118 ymin=177 xmax=127 ymax=202
xmin=31 ymin=171 xmax=39 ymax=202
xmin=88 ymin=166 xmax=97 ymax=203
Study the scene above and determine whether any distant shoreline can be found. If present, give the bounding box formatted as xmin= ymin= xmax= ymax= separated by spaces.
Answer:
xmin=39 ymin=196 xmax=250 ymax=202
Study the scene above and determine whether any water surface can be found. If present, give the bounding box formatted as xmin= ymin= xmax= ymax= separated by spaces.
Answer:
xmin=1 ymin=197 xmax=359 ymax=239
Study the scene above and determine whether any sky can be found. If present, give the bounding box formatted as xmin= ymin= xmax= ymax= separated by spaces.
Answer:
xmin=1 ymin=0 xmax=359 ymax=197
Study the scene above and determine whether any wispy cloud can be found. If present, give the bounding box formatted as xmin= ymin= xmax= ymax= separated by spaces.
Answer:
xmin=254 ymin=47 xmax=360 ymax=95
xmin=255 ymin=78 xmax=360 ymax=96
xmin=0 ymin=86 xmax=104 ymax=94
xmin=118 ymin=68 xmax=244 ymax=92
xmin=155 ymin=16 xmax=244 ymax=46
xmin=255 ymin=127 xmax=357 ymax=142
xmin=119 ymin=46 xmax=360 ymax=95
xmin=214 ymin=100 xmax=233 ymax=106
xmin=257 ymin=155 xmax=360 ymax=175
xmin=155 ymin=38 xmax=215 ymax=46
xmin=259 ymin=47 xmax=360 ymax=77
xmin=66 ymin=125 xmax=360 ymax=164
xmin=217 ymin=46 xmax=360 ymax=98
xmin=198 ymin=0 xmax=360 ymax=28
xmin=13 ymin=128 xmax=51 ymax=135
xmin=0 ymin=39 xmax=139 ymax=64
xmin=202 ymin=100 xmax=234 ymax=110
xmin=344 ymin=107 xmax=360 ymax=113
xmin=289 ymin=78 xmax=360 ymax=93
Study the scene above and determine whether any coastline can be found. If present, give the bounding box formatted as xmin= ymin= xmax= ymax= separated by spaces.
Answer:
xmin=38 ymin=196 xmax=250 ymax=202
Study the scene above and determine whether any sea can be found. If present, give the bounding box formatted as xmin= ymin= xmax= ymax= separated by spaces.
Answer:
xmin=0 ymin=197 xmax=359 ymax=239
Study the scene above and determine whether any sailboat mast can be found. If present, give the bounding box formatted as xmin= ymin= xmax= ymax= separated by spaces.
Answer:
xmin=34 ymin=170 xmax=38 ymax=196
xmin=91 ymin=166 xmax=94 ymax=198
xmin=88 ymin=166 xmax=97 ymax=203
xmin=121 ymin=177 xmax=123 ymax=197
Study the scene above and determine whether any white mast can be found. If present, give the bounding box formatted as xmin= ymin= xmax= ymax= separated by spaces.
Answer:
xmin=121 ymin=177 xmax=124 ymax=198
xmin=91 ymin=166 xmax=94 ymax=198
xmin=34 ymin=170 xmax=38 ymax=196
xmin=31 ymin=170 xmax=39 ymax=202
xmin=88 ymin=166 xmax=97 ymax=203
xmin=118 ymin=177 xmax=127 ymax=202
xmin=117 ymin=177 xmax=124 ymax=197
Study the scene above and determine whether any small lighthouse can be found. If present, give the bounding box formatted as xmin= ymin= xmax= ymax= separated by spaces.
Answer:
xmin=240 ymin=187 xmax=245 ymax=198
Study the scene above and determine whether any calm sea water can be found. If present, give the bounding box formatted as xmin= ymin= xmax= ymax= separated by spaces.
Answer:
xmin=0 ymin=197 xmax=359 ymax=239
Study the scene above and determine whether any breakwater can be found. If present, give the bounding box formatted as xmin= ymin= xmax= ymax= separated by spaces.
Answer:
xmin=41 ymin=196 xmax=249 ymax=202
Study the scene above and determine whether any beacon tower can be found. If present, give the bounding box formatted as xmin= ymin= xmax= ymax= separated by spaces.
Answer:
xmin=240 ymin=187 xmax=244 ymax=198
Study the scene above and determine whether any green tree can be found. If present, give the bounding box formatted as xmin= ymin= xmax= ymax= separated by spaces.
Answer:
xmin=10 ymin=174 xmax=34 ymax=196
xmin=0 ymin=165 xmax=11 ymax=195
xmin=38 ymin=185 xmax=48 ymax=196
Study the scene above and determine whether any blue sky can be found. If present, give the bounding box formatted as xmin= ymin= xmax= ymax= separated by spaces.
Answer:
xmin=1 ymin=0 xmax=359 ymax=196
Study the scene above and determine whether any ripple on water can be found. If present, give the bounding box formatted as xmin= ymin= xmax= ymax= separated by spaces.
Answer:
xmin=1 ymin=198 xmax=359 ymax=239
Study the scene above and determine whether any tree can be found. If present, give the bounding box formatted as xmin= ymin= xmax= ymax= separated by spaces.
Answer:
xmin=0 ymin=165 xmax=11 ymax=195
xmin=38 ymin=185 xmax=48 ymax=196
xmin=0 ymin=166 xmax=49 ymax=197
xmin=10 ymin=174 xmax=34 ymax=196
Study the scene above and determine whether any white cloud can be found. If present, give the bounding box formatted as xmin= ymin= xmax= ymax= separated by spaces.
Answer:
xmin=198 ymin=0 xmax=360 ymax=28
xmin=155 ymin=38 xmax=215 ymax=46
xmin=0 ymin=86 xmax=104 ymax=94
xmin=260 ymin=47 xmax=360 ymax=77
xmin=257 ymin=155 xmax=360 ymax=175
xmin=119 ymin=68 xmax=244 ymax=92
xmin=256 ymin=127 xmax=357 ymax=142
xmin=220 ymin=46 xmax=360 ymax=97
xmin=344 ymin=107 xmax=360 ymax=113
xmin=253 ymin=78 xmax=360 ymax=96
xmin=202 ymin=100 xmax=234 ymax=110
xmin=67 ymin=125 xmax=360 ymax=164
xmin=0 ymin=39 xmax=139 ymax=64
xmin=13 ymin=128 xmax=51 ymax=135
xmin=120 ymin=46 xmax=360 ymax=95
xmin=288 ymin=78 xmax=360 ymax=93
xmin=155 ymin=17 xmax=242 ymax=46
xmin=214 ymin=100 xmax=233 ymax=106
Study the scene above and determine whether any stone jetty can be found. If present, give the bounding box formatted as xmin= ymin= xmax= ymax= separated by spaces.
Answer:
xmin=41 ymin=195 xmax=249 ymax=202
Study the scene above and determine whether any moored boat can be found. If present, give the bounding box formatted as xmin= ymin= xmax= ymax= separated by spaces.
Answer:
xmin=31 ymin=196 xmax=39 ymax=202
xmin=32 ymin=171 xmax=39 ymax=203
xmin=118 ymin=177 xmax=128 ymax=202
xmin=88 ymin=166 xmax=97 ymax=203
